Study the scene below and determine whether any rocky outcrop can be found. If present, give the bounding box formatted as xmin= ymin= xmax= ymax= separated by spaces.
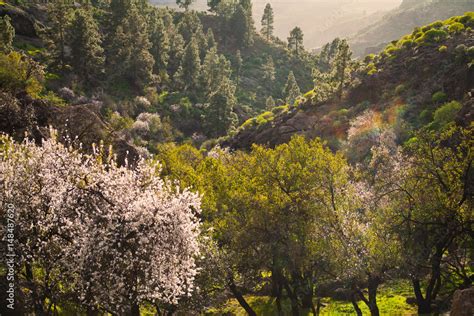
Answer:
xmin=0 ymin=4 xmax=39 ymax=38
xmin=451 ymin=288 xmax=474 ymax=316
xmin=225 ymin=32 xmax=474 ymax=150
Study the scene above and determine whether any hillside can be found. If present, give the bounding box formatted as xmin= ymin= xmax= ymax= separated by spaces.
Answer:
xmin=225 ymin=12 xmax=474 ymax=154
xmin=350 ymin=0 xmax=474 ymax=56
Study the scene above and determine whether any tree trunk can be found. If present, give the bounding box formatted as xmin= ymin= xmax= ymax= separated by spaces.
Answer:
xmin=86 ymin=307 xmax=99 ymax=316
xmin=131 ymin=303 xmax=140 ymax=316
xmin=351 ymin=295 xmax=363 ymax=316
xmin=283 ymin=279 xmax=299 ymax=316
xmin=25 ymin=263 xmax=45 ymax=316
xmin=228 ymin=276 xmax=257 ymax=316
xmin=367 ymin=275 xmax=380 ymax=316
xmin=412 ymin=278 xmax=432 ymax=314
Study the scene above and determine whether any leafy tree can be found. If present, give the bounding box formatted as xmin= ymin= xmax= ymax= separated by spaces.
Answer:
xmin=0 ymin=15 xmax=15 ymax=53
xmin=261 ymin=3 xmax=274 ymax=41
xmin=176 ymin=38 xmax=201 ymax=91
xmin=0 ymin=132 xmax=201 ymax=315
xmin=333 ymin=39 xmax=352 ymax=100
xmin=177 ymin=0 xmax=195 ymax=10
xmin=0 ymin=52 xmax=44 ymax=97
xmin=261 ymin=55 xmax=276 ymax=82
xmin=282 ymin=71 xmax=301 ymax=105
xmin=288 ymin=27 xmax=304 ymax=57
xmin=68 ymin=9 xmax=104 ymax=83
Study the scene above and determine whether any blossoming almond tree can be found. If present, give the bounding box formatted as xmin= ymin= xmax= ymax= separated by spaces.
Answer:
xmin=0 ymin=131 xmax=201 ymax=315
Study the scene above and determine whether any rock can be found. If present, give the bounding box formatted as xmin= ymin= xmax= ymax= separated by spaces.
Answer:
xmin=451 ymin=287 xmax=474 ymax=316
xmin=0 ymin=4 xmax=39 ymax=38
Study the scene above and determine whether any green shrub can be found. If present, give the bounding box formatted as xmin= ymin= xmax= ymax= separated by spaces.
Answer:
xmin=0 ymin=51 xmax=44 ymax=97
xmin=448 ymin=22 xmax=465 ymax=33
xmin=432 ymin=91 xmax=447 ymax=103
xmin=418 ymin=109 xmax=433 ymax=124
xmin=432 ymin=101 xmax=462 ymax=127
xmin=255 ymin=111 xmax=274 ymax=125
xmin=423 ymin=29 xmax=448 ymax=43
xmin=438 ymin=45 xmax=448 ymax=53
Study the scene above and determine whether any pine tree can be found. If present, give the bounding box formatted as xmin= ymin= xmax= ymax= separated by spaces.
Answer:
xmin=200 ymin=47 xmax=232 ymax=96
xmin=178 ymin=11 xmax=202 ymax=42
xmin=206 ymin=28 xmax=217 ymax=50
xmin=0 ymin=15 xmax=15 ymax=53
xmin=176 ymin=38 xmax=201 ymax=91
xmin=288 ymin=27 xmax=304 ymax=57
xmin=206 ymin=77 xmax=237 ymax=137
xmin=261 ymin=3 xmax=274 ymax=41
xmin=176 ymin=0 xmax=195 ymax=11
xmin=207 ymin=0 xmax=221 ymax=12
xmin=333 ymin=39 xmax=352 ymax=100
xmin=69 ymin=9 xmax=104 ymax=83
xmin=128 ymin=6 xmax=155 ymax=90
xmin=106 ymin=25 xmax=131 ymax=80
xmin=106 ymin=0 xmax=154 ymax=90
xmin=43 ymin=2 xmax=72 ymax=70
xmin=266 ymin=95 xmax=275 ymax=110
xmin=282 ymin=71 xmax=301 ymax=105
xmin=232 ymin=4 xmax=253 ymax=48
xmin=167 ymin=32 xmax=185 ymax=78
xmin=262 ymin=55 xmax=276 ymax=82
xmin=149 ymin=13 xmax=170 ymax=80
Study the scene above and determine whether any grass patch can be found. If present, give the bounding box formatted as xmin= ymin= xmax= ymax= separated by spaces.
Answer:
xmin=208 ymin=282 xmax=417 ymax=315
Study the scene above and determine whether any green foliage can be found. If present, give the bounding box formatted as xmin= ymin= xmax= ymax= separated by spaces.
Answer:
xmin=282 ymin=70 xmax=301 ymax=105
xmin=288 ymin=26 xmax=304 ymax=57
xmin=438 ymin=45 xmax=448 ymax=53
xmin=255 ymin=111 xmax=273 ymax=125
xmin=0 ymin=51 xmax=44 ymax=97
xmin=432 ymin=91 xmax=447 ymax=103
xmin=432 ymin=100 xmax=462 ymax=128
xmin=176 ymin=38 xmax=201 ymax=91
xmin=261 ymin=3 xmax=274 ymax=41
xmin=68 ymin=8 xmax=104 ymax=83
xmin=448 ymin=22 xmax=465 ymax=33
xmin=0 ymin=15 xmax=14 ymax=53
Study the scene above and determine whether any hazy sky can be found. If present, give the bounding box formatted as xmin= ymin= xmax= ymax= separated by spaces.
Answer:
xmin=152 ymin=0 xmax=403 ymax=48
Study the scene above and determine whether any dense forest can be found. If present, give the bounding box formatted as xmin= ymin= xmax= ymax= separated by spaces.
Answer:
xmin=0 ymin=0 xmax=473 ymax=315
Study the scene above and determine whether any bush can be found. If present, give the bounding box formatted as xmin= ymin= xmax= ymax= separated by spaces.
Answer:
xmin=0 ymin=51 xmax=44 ymax=97
xmin=432 ymin=101 xmax=462 ymax=128
xmin=438 ymin=45 xmax=448 ymax=53
xmin=448 ymin=22 xmax=465 ymax=34
xmin=423 ymin=29 xmax=448 ymax=43
xmin=255 ymin=111 xmax=274 ymax=125
xmin=432 ymin=91 xmax=447 ymax=103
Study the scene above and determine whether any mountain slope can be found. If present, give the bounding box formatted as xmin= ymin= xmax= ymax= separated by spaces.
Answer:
xmin=350 ymin=0 xmax=474 ymax=56
xmin=225 ymin=13 xmax=474 ymax=152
